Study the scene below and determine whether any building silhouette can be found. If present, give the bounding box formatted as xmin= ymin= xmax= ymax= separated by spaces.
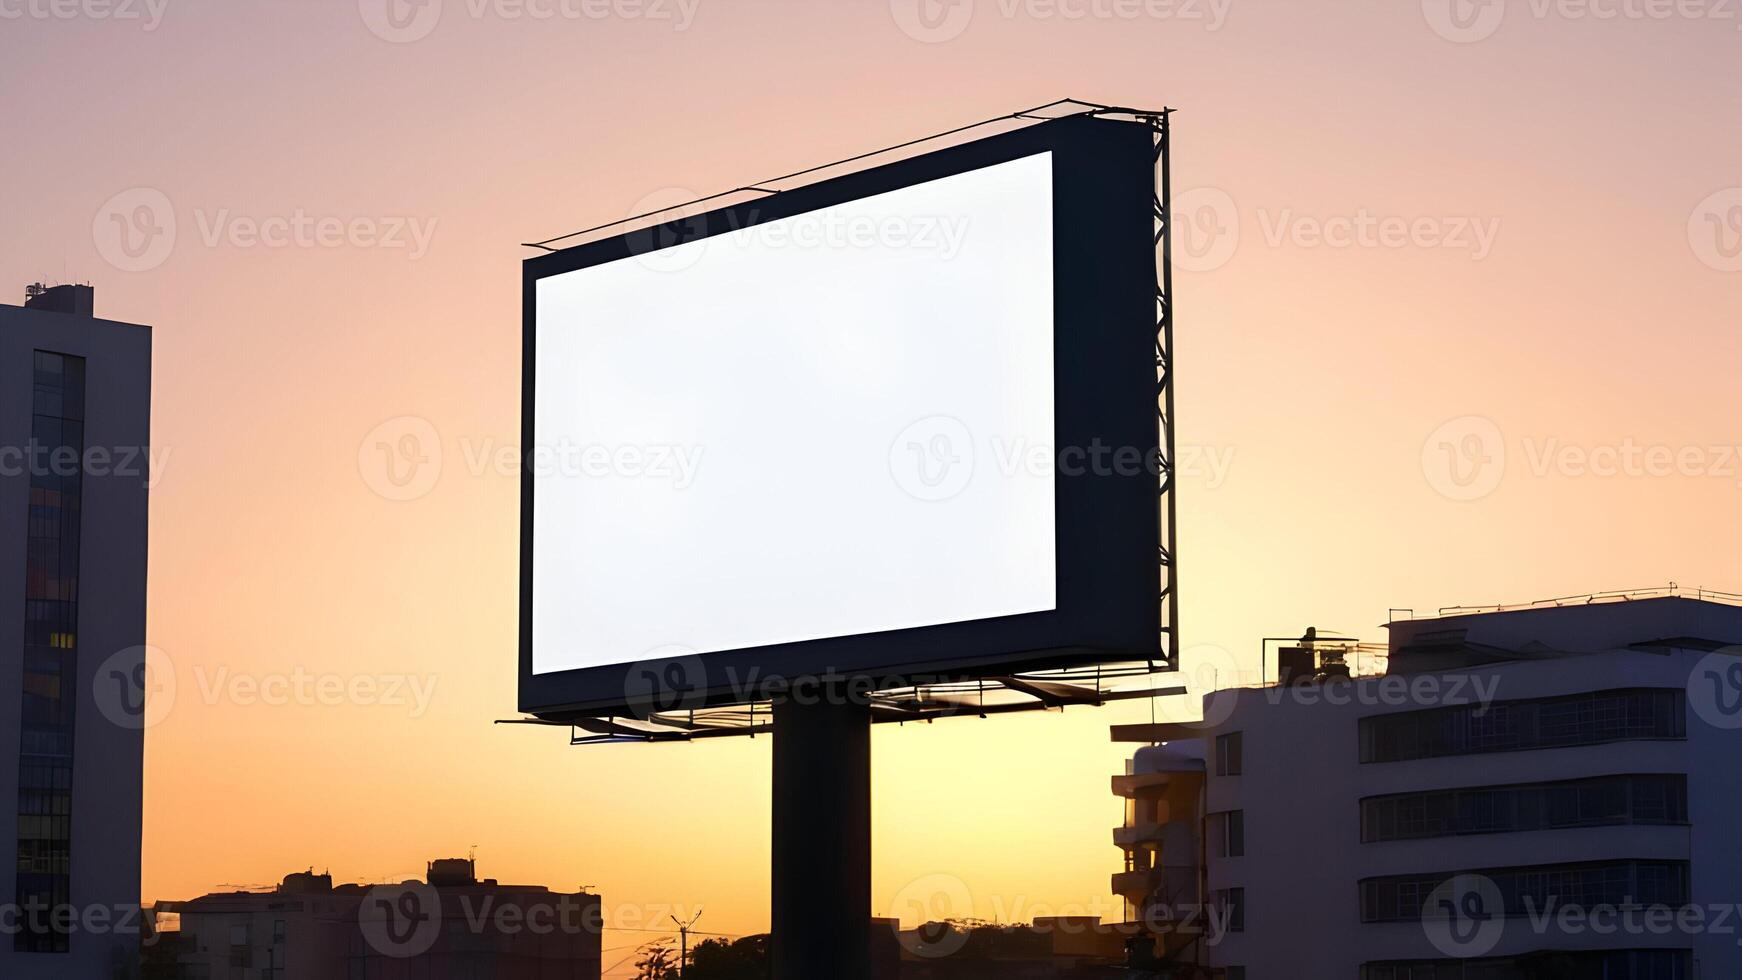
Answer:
xmin=1115 ymin=590 xmax=1742 ymax=979
xmin=0 ymin=284 xmax=152 ymax=978
xmin=1111 ymin=741 xmax=1205 ymax=972
xmin=156 ymin=859 xmax=602 ymax=979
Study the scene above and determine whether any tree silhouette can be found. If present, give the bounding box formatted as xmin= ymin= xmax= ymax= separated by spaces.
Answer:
xmin=685 ymin=934 xmax=771 ymax=980
xmin=633 ymin=938 xmax=679 ymax=980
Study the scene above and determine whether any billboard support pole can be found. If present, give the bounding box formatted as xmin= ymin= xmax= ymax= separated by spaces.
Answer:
xmin=771 ymin=690 xmax=872 ymax=980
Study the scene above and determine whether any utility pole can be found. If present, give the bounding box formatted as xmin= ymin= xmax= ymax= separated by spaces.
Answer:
xmin=670 ymin=909 xmax=703 ymax=978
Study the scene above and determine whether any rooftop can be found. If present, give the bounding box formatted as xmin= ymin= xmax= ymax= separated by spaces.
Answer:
xmin=1391 ymin=584 xmax=1742 ymax=623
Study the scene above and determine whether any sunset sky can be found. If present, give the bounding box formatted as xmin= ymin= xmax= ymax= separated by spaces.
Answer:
xmin=2 ymin=0 xmax=1739 ymax=973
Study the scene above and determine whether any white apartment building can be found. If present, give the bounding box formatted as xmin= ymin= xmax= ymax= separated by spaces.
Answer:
xmin=1115 ymin=590 xmax=1742 ymax=980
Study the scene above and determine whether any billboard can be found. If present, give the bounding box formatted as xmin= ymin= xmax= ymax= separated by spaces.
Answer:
xmin=521 ymin=115 xmax=1158 ymax=718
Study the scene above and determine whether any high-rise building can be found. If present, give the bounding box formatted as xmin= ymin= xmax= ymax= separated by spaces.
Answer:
xmin=1114 ymin=589 xmax=1742 ymax=979
xmin=0 ymin=284 xmax=152 ymax=978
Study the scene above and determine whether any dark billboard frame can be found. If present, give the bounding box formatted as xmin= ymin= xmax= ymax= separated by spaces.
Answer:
xmin=521 ymin=114 xmax=1160 ymax=720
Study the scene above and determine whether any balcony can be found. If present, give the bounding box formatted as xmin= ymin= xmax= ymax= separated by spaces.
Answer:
xmin=1111 ymin=771 xmax=1176 ymax=797
xmin=1110 ymin=868 xmax=1166 ymax=898
xmin=1113 ymin=821 xmax=1168 ymax=847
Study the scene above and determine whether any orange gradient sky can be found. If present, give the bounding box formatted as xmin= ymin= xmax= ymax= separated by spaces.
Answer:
xmin=3 ymin=0 xmax=1740 ymax=971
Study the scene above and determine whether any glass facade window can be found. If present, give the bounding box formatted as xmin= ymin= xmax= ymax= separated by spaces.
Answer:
xmin=1361 ymin=774 xmax=1689 ymax=842
xmin=1359 ymin=688 xmax=1685 ymax=764
xmin=13 ymin=351 xmax=86 ymax=953
xmin=1359 ymin=860 xmax=1690 ymax=923
xmin=1361 ymin=948 xmax=1691 ymax=980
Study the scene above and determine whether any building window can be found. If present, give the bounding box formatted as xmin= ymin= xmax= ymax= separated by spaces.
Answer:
xmin=1362 ymin=948 xmax=1690 ymax=979
xmin=1361 ymin=774 xmax=1688 ymax=842
xmin=13 ymin=351 xmax=86 ymax=954
xmin=1214 ymin=887 xmax=1245 ymax=933
xmin=1359 ymin=688 xmax=1684 ymax=764
xmin=1215 ymin=810 xmax=1245 ymax=857
xmin=1359 ymin=860 xmax=1689 ymax=923
xmin=1215 ymin=732 xmax=1243 ymax=776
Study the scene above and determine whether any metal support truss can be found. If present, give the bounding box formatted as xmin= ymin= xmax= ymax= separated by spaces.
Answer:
xmin=1149 ymin=110 xmax=1180 ymax=673
xmin=498 ymin=663 xmax=1187 ymax=745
